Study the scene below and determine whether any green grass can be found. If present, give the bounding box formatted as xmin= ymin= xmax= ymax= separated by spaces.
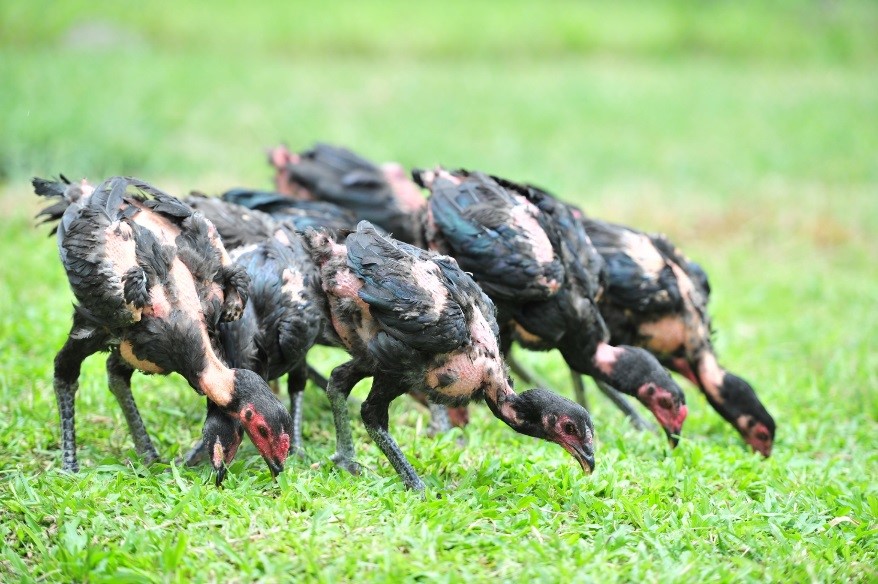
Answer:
xmin=1 ymin=1 xmax=877 ymax=582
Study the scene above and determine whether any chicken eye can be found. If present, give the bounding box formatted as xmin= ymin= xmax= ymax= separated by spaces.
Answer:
xmin=563 ymin=422 xmax=577 ymax=436
xmin=657 ymin=396 xmax=673 ymax=410
xmin=257 ymin=425 xmax=269 ymax=439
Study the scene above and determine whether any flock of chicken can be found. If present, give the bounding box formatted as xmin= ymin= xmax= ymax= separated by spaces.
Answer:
xmin=34 ymin=143 xmax=776 ymax=491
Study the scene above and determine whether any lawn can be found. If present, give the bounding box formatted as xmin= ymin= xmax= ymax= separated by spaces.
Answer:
xmin=1 ymin=1 xmax=876 ymax=582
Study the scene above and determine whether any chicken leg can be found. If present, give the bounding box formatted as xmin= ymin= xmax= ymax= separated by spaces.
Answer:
xmin=360 ymin=373 xmax=425 ymax=491
xmin=52 ymin=324 xmax=108 ymax=472
xmin=287 ymin=363 xmax=308 ymax=456
xmin=325 ymin=360 xmax=367 ymax=475
xmin=106 ymin=351 xmax=160 ymax=464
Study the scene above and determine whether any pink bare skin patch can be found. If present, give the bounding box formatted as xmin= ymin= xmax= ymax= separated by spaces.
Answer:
xmin=129 ymin=200 xmax=182 ymax=242
xmin=419 ymin=167 xmax=463 ymax=189
xmin=381 ymin=163 xmax=428 ymax=213
xmin=326 ymin=267 xmax=379 ymax=350
xmin=667 ymin=262 xmax=711 ymax=352
xmin=696 ymin=352 xmax=726 ymax=403
xmin=198 ymin=365 xmax=236 ymax=408
xmin=593 ymin=343 xmax=625 ymax=376
xmin=509 ymin=203 xmax=555 ymax=265
xmin=312 ymin=240 xmax=367 ymax=349
xmin=409 ymin=260 xmax=447 ymax=317
xmin=118 ymin=341 xmax=164 ymax=374
xmin=78 ymin=178 xmax=95 ymax=198
xmin=268 ymin=145 xmax=292 ymax=169
xmin=470 ymin=311 xmax=499 ymax=354
xmin=239 ymin=407 xmax=290 ymax=469
xmin=737 ymin=416 xmax=773 ymax=457
xmin=426 ymin=310 xmax=503 ymax=399
xmin=102 ymin=220 xmax=142 ymax=320
xmin=640 ymin=316 xmax=687 ymax=355
xmin=426 ymin=352 xmax=496 ymax=399
xmin=266 ymin=146 xmax=312 ymax=200
xmin=212 ymin=441 xmax=226 ymax=468
xmin=505 ymin=199 xmax=561 ymax=294
xmin=203 ymin=219 xmax=234 ymax=268
xmin=167 ymin=257 xmax=207 ymax=321
xmin=498 ymin=398 xmax=520 ymax=426
xmin=273 ymin=228 xmax=291 ymax=247
xmin=268 ymin=145 xmax=295 ymax=195
xmin=103 ymin=220 xmax=137 ymax=277
xmin=626 ymin=239 xmax=711 ymax=366
xmin=671 ymin=357 xmax=699 ymax=386
xmin=551 ymin=415 xmax=594 ymax=473
xmin=512 ymin=321 xmax=545 ymax=348
xmin=621 ymin=230 xmax=667 ymax=278
xmin=281 ymin=268 xmax=306 ymax=301
xmin=638 ymin=383 xmax=688 ymax=434
xmin=332 ymin=268 xmax=369 ymax=308
xmin=140 ymin=252 xmax=235 ymax=407
xmin=144 ymin=286 xmax=171 ymax=320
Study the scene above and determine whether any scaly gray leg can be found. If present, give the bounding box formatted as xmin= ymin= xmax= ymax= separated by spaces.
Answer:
xmin=594 ymin=379 xmax=658 ymax=432
xmin=361 ymin=374 xmax=424 ymax=491
xmin=52 ymin=325 xmax=106 ymax=472
xmin=106 ymin=351 xmax=160 ymax=465
xmin=325 ymin=361 xmax=368 ymax=475
xmin=306 ymin=364 xmax=328 ymax=391
xmin=570 ymin=370 xmax=590 ymax=410
xmin=426 ymin=402 xmax=451 ymax=436
xmin=53 ymin=376 xmax=80 ymax=473
xmin=287 ymin=364 xmax=308 ymax=456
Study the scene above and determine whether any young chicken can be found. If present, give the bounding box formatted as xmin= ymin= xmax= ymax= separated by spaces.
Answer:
xmin=581 ymin=216 xmax=776 ymax=455
xmin=417 ymin=169 xmax=688 ymax=444
xmin=268 ymin=143 xmax=427 ymax=246
xmin=35 ymin=176 xmax=293 ymax=478
xmin=305 ymin=221 xmax=595 ymax=490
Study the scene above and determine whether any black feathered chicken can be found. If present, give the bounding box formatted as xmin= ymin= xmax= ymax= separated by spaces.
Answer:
xmin=269 ymin=143 xmax=427 ymax=246
xmin=34 ymin=176 xmax=293 ymax=478
xmin=305 ymin=221 xmax=595 ymax=490
xmin=183 ymin=223 xmax=325 ymax=483
xmin=416 ymin=169 xmax=689 ymax=444
xmin=581 ymin=216 xmax=776 ymax=455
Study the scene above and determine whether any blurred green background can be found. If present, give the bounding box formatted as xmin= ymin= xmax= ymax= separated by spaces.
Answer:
xmin=1 ymin=1 xmax=876 ymax=581
xmin=2 ymin=0 xmax=876 ymax=194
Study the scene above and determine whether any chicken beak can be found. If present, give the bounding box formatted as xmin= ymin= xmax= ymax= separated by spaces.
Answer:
xmin=665 ymin=427 xmax=683 ymax=448
xmin=214 ymin=464 xmax=228 ymax=487
xmin=266 ymin=457 xmax=284 ymax=478
xmin=563 ymin=442 xmax=595 ymax=474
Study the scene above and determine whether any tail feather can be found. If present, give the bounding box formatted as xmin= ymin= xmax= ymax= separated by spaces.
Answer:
xmin=33 ymin=175 xmax=87 ymax=235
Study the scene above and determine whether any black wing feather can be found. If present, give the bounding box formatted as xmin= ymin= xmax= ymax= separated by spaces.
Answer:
xmin=346 ymin=223 xmax=468 ymax=355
